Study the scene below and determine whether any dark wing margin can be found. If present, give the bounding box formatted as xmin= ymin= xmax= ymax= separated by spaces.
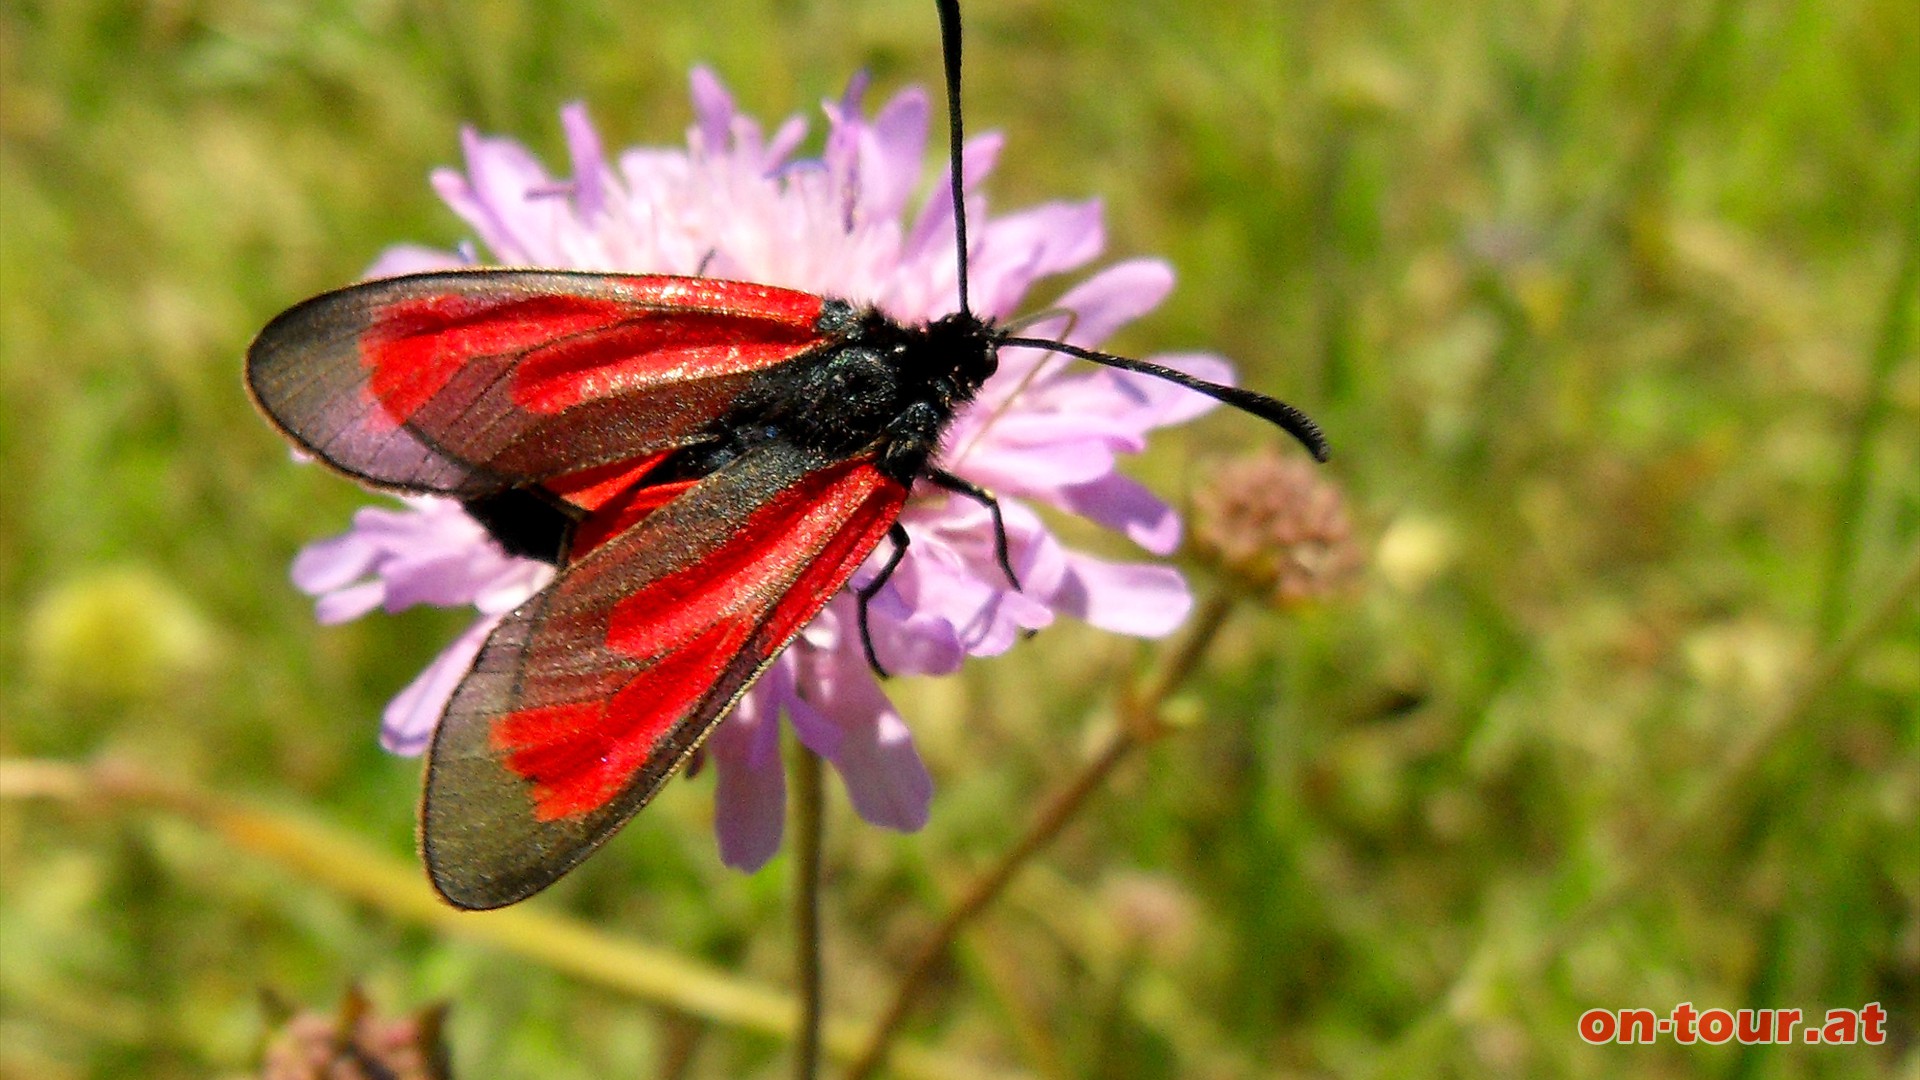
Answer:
xmin=420 ymin=442 xmax=909 ymax=909
xmin=245 ymin=270 xmax=836 ymax=497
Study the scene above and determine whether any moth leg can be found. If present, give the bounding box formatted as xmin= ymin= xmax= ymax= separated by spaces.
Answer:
xmin=857 ymin=522 xmax=912 ymax=678
xmin=925 ymin=467 xmax=1019 ymax=591
xmin=695 ymin=248 xmax=719 ymax=276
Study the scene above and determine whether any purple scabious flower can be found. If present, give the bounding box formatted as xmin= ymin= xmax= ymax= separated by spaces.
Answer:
xmin=297 ymin=70 xmax=1229 ymax=871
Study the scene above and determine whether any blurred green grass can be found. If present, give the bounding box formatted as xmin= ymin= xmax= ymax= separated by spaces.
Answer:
xmin=2 ymin=0 xmax=1917 ymax=1077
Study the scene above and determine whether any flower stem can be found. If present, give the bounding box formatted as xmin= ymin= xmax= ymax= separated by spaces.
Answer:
xmin=845 ymin=587 xmax=1239 ymax=1080
xmin=792 ymin=743 xmax=826 ymax=1080
xmin=0 ymin=759 xmax=1004 ymax=1080
xmin=1133 ymin=588 xmax=1238 ymax=721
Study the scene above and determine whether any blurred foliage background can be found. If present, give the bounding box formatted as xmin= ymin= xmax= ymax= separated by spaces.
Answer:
xmin=3 ymin=0 xmax=1917 ymax=1077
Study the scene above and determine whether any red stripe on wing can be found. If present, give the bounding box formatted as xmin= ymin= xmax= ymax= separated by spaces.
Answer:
xmin=565 ymin=477 xmax=699 ymax=558
xmin=361 ymin=278 xmax=827 ymax=423
xmin=508 ymin=311 xmax=821 ymax=413
xmin=247 ymin=271 xmax=835 ymax=496
xmin=363 ymin=293 xmax=635 ymax=422
xmin=544 ymin=454 xmax=672 ymax=512
xmin=487 ymin=460 xmax=902 ymax=821
xmin=490 ymin=623 xmax=744 ymax=819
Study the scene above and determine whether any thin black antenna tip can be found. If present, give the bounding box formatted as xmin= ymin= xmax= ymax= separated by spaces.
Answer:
xmin=1293 ymin=415 xmax=1333 ymax=463
xmin=999 ymin=335 xmax=1332 ymax=462
xmin=934 ymin=0 xmax=971 ymax=317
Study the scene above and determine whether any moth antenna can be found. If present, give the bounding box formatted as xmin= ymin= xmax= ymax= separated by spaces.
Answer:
xmin=999 ymin=335 xmax=1332 ymax=462
xmin=934 ymin=0 xmax=971 ymax=317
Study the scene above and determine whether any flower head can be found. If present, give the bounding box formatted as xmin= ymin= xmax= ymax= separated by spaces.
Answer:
xmin=300 ymin=70 xmax=1235 ymax=869
xmin=259 ymin=987 xmax=449 ymax=1080
xmin=1190 ymin=449 xmax=1363 ymax=607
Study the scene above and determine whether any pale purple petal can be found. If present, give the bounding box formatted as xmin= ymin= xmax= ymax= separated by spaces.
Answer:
xmin=725 ymin=110 xmax=771 ymax=165
xmin=993 ymin=505 xmax=1074 ymax=613
xmin=764 ymin=115 xmax=809 ymax=168
xmin=784 ymin=685 xmax=848 ymax=760
xmin=314 ymin=581 xmax=386 ymax=625
xmin=795 ymin=602 xmax=847 ymax=653
xmin=381 ymin=613 xmax=499 ymax=755
xmin=972 ymin=407 xmax=1151 ymax=451
xmin=903 ymin=132 xmax=1004 ymax=269
xmin=956 ymin=435 xmax=1120 ymax=491
xmin=1053 ymin=258 xmax=1175 ymax=346
xmin=472 ymin=562 xmax=554 ymax=614
xmin=364 ymin=244 xmax=469 ymax=278
xmin=293 ymin=497 xmax=544 ymax=632
xmin=1054 ymin=472 xmax=1182 ymax=555
xmin=348 ymin=503 xmax=458 ymax=540
xmin=820 ymin=82 xmax=868 ymax=231
xmin=858 ymin=90 xmax=931 ymax=224
xmin=430 ymin=166 xmax=514 ymax=262
xmin=938 ymin=580 xmax=1045 ymax=655
xmin=807 ymin=648 xmax=932 ymax=830
xmin=560 ymin=101 xmax=609 ymax=218
xmin=861 ymin=593 xmax=965 ymax=675
xmin=834 ymin=710 xmax=933 ymax=831
xmin=290 ymin=533 xmax=377 ymax=594
xmin=969 ymin=200 xmax=1105 ymax=316
xmin=1049 ymin=554 xmax=1193 ymax=637
xmin=439 ymin=129 xmax=572 ymax=264
xmin=688 ymin=67 xmax=736 ymax=152
xmin=889 ymin=504 xmax=1060 ymax=657
xmin=709 ymin=677 xmax=788 ymax=871
xmin=379 ymin=552 xmax=506 ymax=611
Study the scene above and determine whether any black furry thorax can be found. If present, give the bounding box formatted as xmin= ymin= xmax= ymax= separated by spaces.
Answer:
xmin=717 ymin=300 xmax=1002 ymax=485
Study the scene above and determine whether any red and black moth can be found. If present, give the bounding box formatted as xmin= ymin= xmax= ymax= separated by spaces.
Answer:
xmin=247 ymin=0 xmax=1329 ymax=910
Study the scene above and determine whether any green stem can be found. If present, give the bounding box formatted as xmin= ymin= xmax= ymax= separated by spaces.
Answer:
xmin=1818 ymin=137 xmax=1920 ymax=640
xmin=844 ymin=588 xmax=1240 ymax=1080
xmin=1559 ymin=0 xmax=1740 ymax=280
xmin=792 ymin=744 xmax=826 ymax=1080
xmin=0 ymin=759 xmax=1011 ymax=1080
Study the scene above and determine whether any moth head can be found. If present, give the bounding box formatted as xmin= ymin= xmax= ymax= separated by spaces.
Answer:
xmin=923 ymin=311 xmax=1000 ymax=391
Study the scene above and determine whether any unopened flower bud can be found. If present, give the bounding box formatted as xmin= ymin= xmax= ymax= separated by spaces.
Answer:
xmin=1103 ymin=872 xmax=1199 ymax=964
xmin=1190 ymin=450 xmax=1363 ymax=606
xmin=260 ymin=988 xmax=451 ymax=1080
